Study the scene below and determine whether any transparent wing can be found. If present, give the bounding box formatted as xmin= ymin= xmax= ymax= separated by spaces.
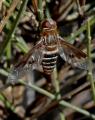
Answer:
xmin=58 ymin=36 xmax=88 ymax=70
xmin=7 ymin=40 xmax=44 ymax=85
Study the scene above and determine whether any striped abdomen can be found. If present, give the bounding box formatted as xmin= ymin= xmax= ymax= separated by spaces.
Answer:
xmin=42 ymin=47 xmax=58 ymax=75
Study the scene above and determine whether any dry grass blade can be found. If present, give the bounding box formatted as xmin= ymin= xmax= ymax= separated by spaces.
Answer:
xmin=0 ymin=0 xmax=20 ymax=32
xmin=32 ymin=0 xmax=38 ymax=15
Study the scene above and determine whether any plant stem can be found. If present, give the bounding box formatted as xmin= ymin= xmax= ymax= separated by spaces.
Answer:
xmin=60 ymin=112 xmax=66 ymax=120
xmin=52 ymin=68 xmax=66 ymax=119
xmin=0 ymin=0 xmax=29 ymax=58
xmin=6 ymin=40 xmax=11 ymax=59
xmin=52 ymin=68 xmax=61 ymax=99
xmin=19 ymin=80 xmax=95 ymax=119
xmin=20 ymin=80 xmax=54 ymax=99
xmin=45 ymin=1 xmax=51 ymax=19
xmin=87 ymin=18 xmax=95 ymax=103
xmin=0 ymin=93 xmax=15 ymax=112
xmin=66 ymin=16 xmax=95 ymax=42
xmin=38 ymin=0 xmax=44 ymax=21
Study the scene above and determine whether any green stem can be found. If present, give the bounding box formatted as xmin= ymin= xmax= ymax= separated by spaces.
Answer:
xmin=20 ymin=80 xmax=54 ymax=99
xmin=52 ymin=68 xmax=66 ymax=119
xmin=87 ymin=19 xmax=95 ymax=103
xmin=19 ymin=80 xmax=95 ymax=119
xmin=66 ymin=16 xmax=95 ymax=42
xmin=6 ymin=40 xmax=11 ymax=60
xmin=60 ymin=112 xmax=66 ymax=120
xmin=0 ymin=0 xmax=29 ymax=58
xmin=0 ymin=93 xmax=15 ymax=112
xmin=45 ymin=1 xmax=51 ymax=19
xmin=52 ymin=68 xmax=61 ymax=99
xmin=38 ymin=0 xmax=44 ymax=21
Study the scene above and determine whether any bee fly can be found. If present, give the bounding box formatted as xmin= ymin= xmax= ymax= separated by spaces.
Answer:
xmin=8 ymin=18 xmax=87 ymax=84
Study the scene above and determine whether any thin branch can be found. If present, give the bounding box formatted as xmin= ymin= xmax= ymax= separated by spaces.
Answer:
xmin=52 ymin=68 xmax=66 ymax=119
xmin=52 ymin=68 xmax=61 ymax=99
xmin=19 ymin=80 xmax=95 ymax=119
xmin=87 ymin=18 xmax=95 ymax=103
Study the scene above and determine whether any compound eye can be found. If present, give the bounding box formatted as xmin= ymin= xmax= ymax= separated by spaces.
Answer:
xmin=41 ymin=20 xmax=52 ymax=29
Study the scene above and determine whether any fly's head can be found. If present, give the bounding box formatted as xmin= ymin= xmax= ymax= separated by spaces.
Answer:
xmin=41 ymin=19 xmax=58 ymax=47
xmin=41 ymin=18 xmax=57 ymax=33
